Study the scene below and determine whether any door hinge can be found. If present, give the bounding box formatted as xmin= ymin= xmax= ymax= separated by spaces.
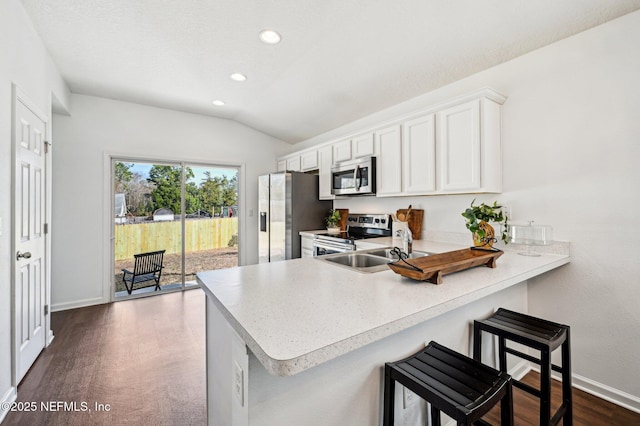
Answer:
xmin=44 ymin=305 xmax=49 ymax=315
xmin=44 ymin=223 xmax=49 ymax=234
xmin=44 ymin=141 xmax=51 ymax=153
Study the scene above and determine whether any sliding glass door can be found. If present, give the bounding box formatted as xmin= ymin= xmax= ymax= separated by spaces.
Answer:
xmin=112 ymin=159 xmax=239 ymax=299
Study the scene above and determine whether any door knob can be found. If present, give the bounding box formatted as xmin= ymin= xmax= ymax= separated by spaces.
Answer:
xmin=16 ymin=251 xmax=32 ymax=261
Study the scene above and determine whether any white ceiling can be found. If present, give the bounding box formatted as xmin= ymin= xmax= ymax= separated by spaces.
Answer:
xmin=21 ymin=0 xmax=640 ymax=143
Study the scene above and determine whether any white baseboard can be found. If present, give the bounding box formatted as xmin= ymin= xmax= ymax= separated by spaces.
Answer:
xmin=572 ymin=373 xmax=640 ymax=414
xmin=527 ymin=366 xmax=640 ymax=414
xmin=51 ymin=296 xmax=105 ymax=312
xmin=508 ymin=359 xmax=532 ymax=381
xmin=0 ymin=386 xmax=17 ymax=423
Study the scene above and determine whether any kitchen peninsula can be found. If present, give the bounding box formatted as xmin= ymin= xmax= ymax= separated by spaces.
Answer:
xmin=197 ymin=238 xmax=570 ymax=426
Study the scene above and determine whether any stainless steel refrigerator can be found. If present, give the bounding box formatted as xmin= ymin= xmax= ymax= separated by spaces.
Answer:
xmin=259 ymin=172 xmax=332 ymax=263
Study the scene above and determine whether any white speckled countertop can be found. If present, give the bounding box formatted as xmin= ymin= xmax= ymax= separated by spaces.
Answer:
xmin=197 ymin=238 xmax=570 ymax=376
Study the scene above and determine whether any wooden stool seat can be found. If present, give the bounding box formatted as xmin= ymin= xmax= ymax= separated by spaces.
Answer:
xmin=384 ymin=341 xmax=513 ymax=426
xmin=473 ymin=308 xmax=572 ymax=425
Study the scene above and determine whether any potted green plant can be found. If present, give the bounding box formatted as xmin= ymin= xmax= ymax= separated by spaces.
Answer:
xmin=461 ymin=200 xmax=509 ymax=249
xmin=325 ymin=209 xmax=341 ymax=233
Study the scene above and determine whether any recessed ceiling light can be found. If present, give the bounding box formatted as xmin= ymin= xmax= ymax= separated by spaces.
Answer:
xmin=259 ymin=29 xmax=281 ymax=45
xmin=230 ymin=73 xmax=247 ymax=82
xmin=212 ymin=100 xmax=225 ymax=106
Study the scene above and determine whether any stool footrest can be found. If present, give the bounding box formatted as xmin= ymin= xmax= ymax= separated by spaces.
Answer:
xmin=550 ymin=404 xmax=568 ymax=425
xmin=513 ymin=380 xmax=541 ymax=398
xmin=504 ymin=347 xmax=564 ymax=375
xmin=505 ymin=347 xmax=538 ymax=364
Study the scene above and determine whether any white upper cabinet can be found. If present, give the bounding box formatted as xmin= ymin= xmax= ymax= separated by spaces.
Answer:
xmin=333 ymin=139 xmax=352 ymax=163
xmin=286 ymin=156 xmax=301 ymax=172
xmin=300 ymin=150 xmax=319 ymax=171
xmin=352 ymin=133 xmax=375 ymax=158
xmin=276 ymin=88 xmax=504 ymax=196
xmin=318 ymin=145 xmax=334 ymax=200
xmin=437 ymin=100 xmax=481 ymax=191
xmin=374 ymin=125 xmax=402 ymax=196
xmin=403 ymin=114 xmax=436 ymax=194
xmin=437 ymin=97 xmax=502 ymax=193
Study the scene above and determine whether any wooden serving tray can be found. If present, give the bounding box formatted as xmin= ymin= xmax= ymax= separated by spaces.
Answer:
xmin=387 ymin=248 xmax=503 ymax=284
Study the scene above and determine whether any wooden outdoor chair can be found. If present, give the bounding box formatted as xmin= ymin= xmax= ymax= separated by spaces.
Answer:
xmin=121 ymin=250 xmax=166 ymax=295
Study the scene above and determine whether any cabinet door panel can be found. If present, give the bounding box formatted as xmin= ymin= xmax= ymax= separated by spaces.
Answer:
xmin=438 ymin=100 xmax=481 ymax=191
xmin=301 ymin=151 xmax=318 ymax=171
xmin=375 ymin=125 xmax=402 ymax=196
xmin=333 ymin=140 xmax=352 ymax=162
xmin=403 ymin=114 xmax=436 ymax=194
xmin=277 ymin=159 xmax=287 ymax=172
xmin=352 ymin=133 xmax=374 ymax=158
xmin=287 ymin=156 xmax=301 ymax=172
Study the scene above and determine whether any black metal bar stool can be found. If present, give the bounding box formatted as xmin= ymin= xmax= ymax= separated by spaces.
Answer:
xmin=384 ymin=341 xmax=513 ymax=426
xmin=473 ymin=308 xmax=572 ymax=425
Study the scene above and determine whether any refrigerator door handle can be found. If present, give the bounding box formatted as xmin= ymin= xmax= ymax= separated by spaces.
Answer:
xmin=260 ymin=211 xmax=268 ymax=232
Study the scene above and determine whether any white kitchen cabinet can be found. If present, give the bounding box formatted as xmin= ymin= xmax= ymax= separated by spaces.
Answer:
xmin=300 ymin=234 xmax=315 ymax=258
xmin=286 ymin=156 xmax=301 ymax=172
xmin=374 ymin=125 xmax=402 ymax=196
xmin=300 ymin=150 xmax=319 ymax=171
xmin=318 ymin=145 xmax=334 ymax=200
xmin=277 ymin=89 xmax=503 ymax=195
xmin=333 ymin=139 xmax=352 ymax=163
xmin=436 ymin=98 xmax=502 ymax=193
xmin=352 ymin=133 xmax=375 ymax=158
xmin=403 ymin=114 xmax=436 ymax=194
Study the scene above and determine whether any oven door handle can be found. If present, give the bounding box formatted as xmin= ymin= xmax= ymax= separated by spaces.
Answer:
xmin=313 ymin=240 xmax=355 ymax=254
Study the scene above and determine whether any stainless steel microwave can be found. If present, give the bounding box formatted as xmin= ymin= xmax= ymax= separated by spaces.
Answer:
xmin=331 ymin=157 xmax=376 ymax=196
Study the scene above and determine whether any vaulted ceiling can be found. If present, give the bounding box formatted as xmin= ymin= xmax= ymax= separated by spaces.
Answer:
xmin=21 ymin=0 xmax=640 ymax=143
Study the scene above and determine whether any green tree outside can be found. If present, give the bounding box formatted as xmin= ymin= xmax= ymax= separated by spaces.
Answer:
xmin=116 ymin=163 xmax=237 ymax=217
xmin=200 ymin=172 xmax=237 ymax=216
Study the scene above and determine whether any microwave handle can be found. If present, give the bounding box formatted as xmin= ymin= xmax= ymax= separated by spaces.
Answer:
xmin=354 ymin=165 xmax=361 ymax=191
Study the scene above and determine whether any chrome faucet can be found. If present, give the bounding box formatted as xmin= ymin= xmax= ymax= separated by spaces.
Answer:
xmin=396 ymin=227 xmax=413 ymax=255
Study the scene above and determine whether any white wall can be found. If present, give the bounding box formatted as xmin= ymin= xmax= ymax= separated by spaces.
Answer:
xmin=51 ymin=94 xmax=290 ymax=310
xmin=0 ymin=0 xmax=70 ymax=418
xmin=298 ymin=11 xmax=640 ymax=403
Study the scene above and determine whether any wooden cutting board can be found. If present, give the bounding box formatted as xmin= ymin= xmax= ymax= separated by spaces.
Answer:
xmin=396 ymin=209 xmax=423 ymax=239
xmin=387 ymin=248 xmax=503 ymax=284
xmin=336 ymin=208 xmax=349 ymax=231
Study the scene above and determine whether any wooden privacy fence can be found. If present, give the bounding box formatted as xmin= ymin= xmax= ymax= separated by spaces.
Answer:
xmin=115 ymin=218 xmax=238 ymax=261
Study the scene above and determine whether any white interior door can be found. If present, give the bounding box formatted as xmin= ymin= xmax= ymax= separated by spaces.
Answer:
xmin=13 ymin=90 xmax=48 ymax=383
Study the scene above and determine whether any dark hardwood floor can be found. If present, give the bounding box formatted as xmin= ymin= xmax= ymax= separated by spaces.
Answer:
xmin=4 ymin=289 xmax=639 ymax=425
xmin=483 ymin=371 xmax=640 ymax=425
xmin=4 ymin=290 xmax=206 ymax=426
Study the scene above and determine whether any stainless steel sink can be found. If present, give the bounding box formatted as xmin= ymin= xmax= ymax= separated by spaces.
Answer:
xmin=366 ymin=248 xmax=431 ymax=260
xmin=320 ymin=247 xmax=431 ymax=273
xmin=321 ymin=253 xmax=392 ymax=273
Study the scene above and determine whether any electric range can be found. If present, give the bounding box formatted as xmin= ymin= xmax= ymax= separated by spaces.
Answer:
xmin=313 ymin=213 xmax=392 ymax=256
